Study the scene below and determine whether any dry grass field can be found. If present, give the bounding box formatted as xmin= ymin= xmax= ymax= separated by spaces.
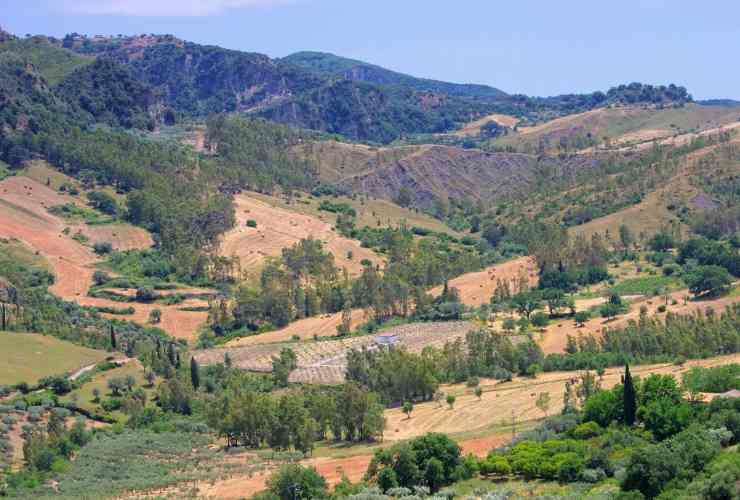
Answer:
xmin=430 ymin=256 xmax=538 ymax=307
xmin=220 ymin=192 xmax=381 ymax=276
xmin=249 ymin=190 xmax=460 ymax=237
xmin=492 ymin=104 xmax=740 ymax=153
xmin=451 ymin=113 xmax=520 ymax=137
xmin=0 ymin=331 xmax=108 ymax=385
xmin=383 ymin=352 xmax=740 ymax=441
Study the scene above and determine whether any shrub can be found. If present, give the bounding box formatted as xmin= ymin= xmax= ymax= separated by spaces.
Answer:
xmin=92 ymin=270 xmax=110 ymax=286
xmin=135 ymin=287 xmax=157 ymax=302
xmin=94 ymin=241 xmax=113 ymax=255
xmin=101 ymin=398 xmax=122 ymax=412
xmin=246 ymin=219 xmax=257 ymax=228
xmin=480 ymin=456 xmax=511 ymax=476
xmin=570 ymin=421 xmax=603 ymax=440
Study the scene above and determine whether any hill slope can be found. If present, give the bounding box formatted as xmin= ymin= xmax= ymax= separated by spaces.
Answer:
xmin=282 ymin=51 xmax=508 ymax=100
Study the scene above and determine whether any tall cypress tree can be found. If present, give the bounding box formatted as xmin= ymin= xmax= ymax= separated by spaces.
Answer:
xmin=109 ymin=324 xmax=117 ymax=350
xmin=623 ymin=363 xmax=636 ymax=426
xmin=168 ymin=343 xmax=177 ymax=367
xmin=190 ymin=356 xmax=200 ymax=390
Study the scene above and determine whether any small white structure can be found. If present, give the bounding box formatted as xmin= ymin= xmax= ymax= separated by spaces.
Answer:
xmin=374 ymin=332 xmax=400 ymax=346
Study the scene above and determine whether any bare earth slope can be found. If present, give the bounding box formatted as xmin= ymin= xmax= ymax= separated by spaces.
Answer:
xmin=0 ymin=175 xmax=208 ymax=342
xmin=220 ymin=192 xmax=381 ymax=275
xmin=335 ymin=145 xmax=601 ymax=210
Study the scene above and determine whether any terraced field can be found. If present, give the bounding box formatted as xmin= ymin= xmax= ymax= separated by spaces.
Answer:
xmin=0 ymin=175 xmax=209 ymax=342
xmin=195 ymin=321 xmax=476 ymax=384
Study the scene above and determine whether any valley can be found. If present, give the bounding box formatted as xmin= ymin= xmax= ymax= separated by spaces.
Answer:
xmin=1 ymin=19 xmax=740 ymax=500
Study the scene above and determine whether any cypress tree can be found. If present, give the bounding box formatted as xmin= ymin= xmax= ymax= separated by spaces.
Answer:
xmin=623 ymin=363 xmax=636 ymax=426
xmin=110 ymin=324 xmax=117 ymax=350
xmin=168 ymin=343 xmax=177 ymax=367
xmin=190 ymin=356 xmax=200 ymax=390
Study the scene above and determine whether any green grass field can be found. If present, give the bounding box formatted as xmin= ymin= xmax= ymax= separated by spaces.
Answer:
xmin=608 ymin=274 xmax=684 ymax=296
xmin=0 ymin=332 xmax=107 ymax=385
xmin=60 ymin=362 xmax=154 ymax=422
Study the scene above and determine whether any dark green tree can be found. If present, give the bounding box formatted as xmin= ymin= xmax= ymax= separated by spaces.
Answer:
xmin=190 ymin=356 xmax=200 ymax=390
xmin=624 ymin=364 xmax=636 ymax=426
xmin=110 ymin=324 xmax=117 ymax=350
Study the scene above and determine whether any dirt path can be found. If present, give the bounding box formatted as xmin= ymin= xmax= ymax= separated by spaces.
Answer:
xmin=0 ymin=176 xmax=209 ymax=342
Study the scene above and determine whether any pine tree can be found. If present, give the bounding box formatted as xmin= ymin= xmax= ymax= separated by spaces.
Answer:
xmin=110 ymin=324 xmax=117 ymax=350
xmin=190 ymin=356 xmax=200 ymax=390
xmin=623 ymin=364 xmax=637 ymax=426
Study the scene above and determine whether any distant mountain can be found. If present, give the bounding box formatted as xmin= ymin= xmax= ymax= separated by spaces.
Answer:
xmin=54 ymin=34 xmax=507 ymax=143
xmin=0 ymin=30 xmax=703 ymax=145
xmin=698 ymin=99 xmax=740 ymax=107
xmin=281 ymin=51 xmax=508 ymax=100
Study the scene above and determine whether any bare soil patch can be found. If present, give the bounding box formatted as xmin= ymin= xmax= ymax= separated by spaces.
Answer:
xmin=430 ymin=256 xmax=538 ymax=307
xmin=220 ymin=193 xmax=381 ymax=276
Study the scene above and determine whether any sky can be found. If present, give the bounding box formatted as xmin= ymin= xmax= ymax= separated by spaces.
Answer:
xmin=3 ymin=0 xmax=739 ymax=99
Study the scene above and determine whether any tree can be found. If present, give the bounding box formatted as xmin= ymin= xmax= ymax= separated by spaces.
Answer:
xmin=145 ymin=370 xmax=156 ymax=388
xmin=531 ymin=311 xmax=549 ymax=329
xmin=619 ymin=224 xmax=634 ymax=253
xmin=190 ymin=356 xmax=200 ymax=390
xmin=535 ymin=392 xmax=551 ymax=417
xmin=474 ymin=387 xmax=483 ymax=401
xmin=574 ymin=310 xmax=590 ymax=327
xmin=511 ymin=291 xmax=542 ymax=319
xmin=110 ymin=324 xmax=117 ymax=350
xmin=377 ymin=467 xmax=398 ymax=492
xmin=148 ymin=308 xmax=161 ymax=324
xmin=92 ymin=388 xmax=101 ymax=403
xmin=623 ymin=364 xmax=636 ymax=426
xmin=686 ymin=265 xmax=732 ymax=298
xmin=446 ymin=394 xmax=456 ymax=409
xmin=265 ymin=464 xmax=328 ymax=500
xmin=107 ymin=377 xmax=125 ymax=396
xmin=272 ymin=348 xmax=297 ymax=387
xmin=424 ymin=457 xmax=445 ymax=493
xmin=124 ymin=375 xmax=136 ymax=392
xmin=583 ymin=388 xmax=621 ymax=427
xmin=402 ymin=401 xmax=413 ymax=419
xmin=396 ymin=187 xmax=412 ymax=208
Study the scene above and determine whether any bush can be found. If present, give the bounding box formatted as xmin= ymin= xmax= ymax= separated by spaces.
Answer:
xmin=93 ymin=241 xmax=113 ymax=255
xmin=246 ymin=219 xmax=257 ymax=228
xmin=92 ymin=270 xmax=110 ymax=286
xmin=135 ymin=287 xmax=157 ymax=302
xmin=570 ymin=421 xmax=603 ymax=440
xmin=480 ymin=456 xmax=511 ymax=476
xmin=100 ymin=398 xmax=122 ymax=412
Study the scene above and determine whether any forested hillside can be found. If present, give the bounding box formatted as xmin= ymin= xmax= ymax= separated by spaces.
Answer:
xmin=282 ymin=51 xmax=508 ymax=100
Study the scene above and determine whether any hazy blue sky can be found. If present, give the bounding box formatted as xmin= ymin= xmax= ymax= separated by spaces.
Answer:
xmin=3 ymin=0 xmax=738 ymax=99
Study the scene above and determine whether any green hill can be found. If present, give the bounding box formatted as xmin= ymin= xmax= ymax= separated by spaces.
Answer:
xmin=282 ymin=51 xmax=508 ymax=100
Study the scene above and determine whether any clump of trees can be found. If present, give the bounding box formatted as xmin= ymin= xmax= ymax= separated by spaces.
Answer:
xmin=206 ymin=379 xmax=384 ymax=452
xmin=365 ymin=433 xmax=474 ymax=493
